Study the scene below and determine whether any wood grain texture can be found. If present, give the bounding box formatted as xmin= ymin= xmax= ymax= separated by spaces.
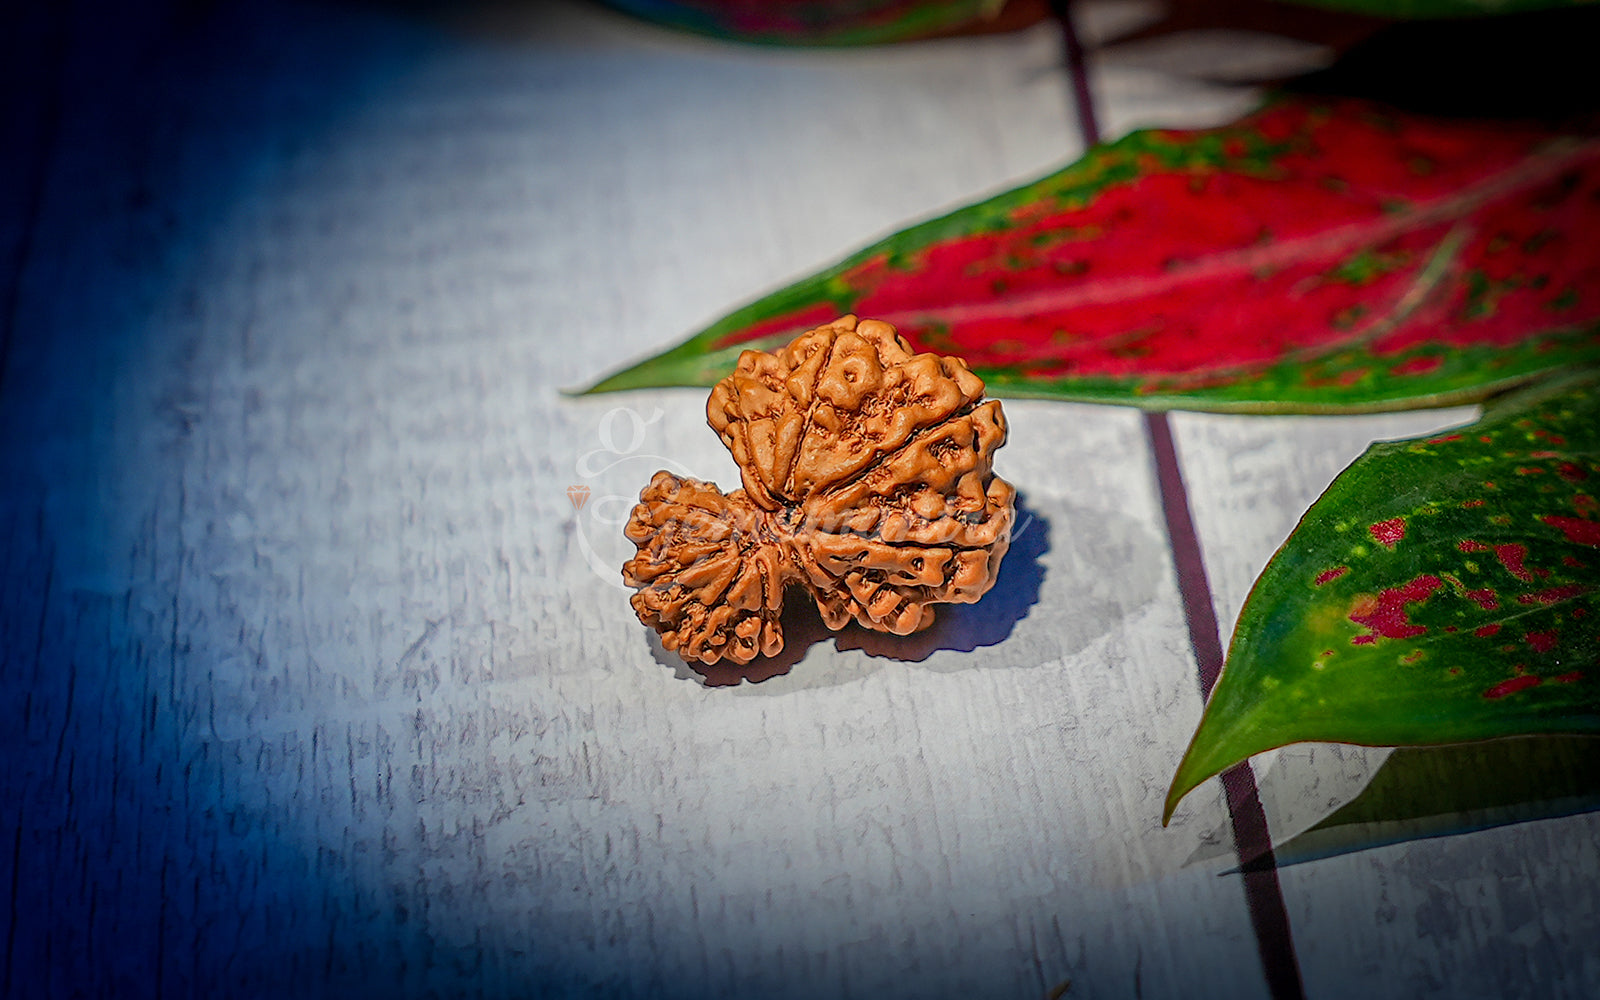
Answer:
xmin=0 ymin=1 xmax=1278 ymax=997
xmin=8 ymin=1 xmax=1595 ymax=997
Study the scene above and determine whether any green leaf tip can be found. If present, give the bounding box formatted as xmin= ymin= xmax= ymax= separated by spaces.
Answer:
xmin=1164 ymin=366 xmax=1600 ymax=823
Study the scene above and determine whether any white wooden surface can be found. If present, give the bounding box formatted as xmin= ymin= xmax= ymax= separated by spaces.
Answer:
xmin=2 ymin=1 xmax=1596 ymax=998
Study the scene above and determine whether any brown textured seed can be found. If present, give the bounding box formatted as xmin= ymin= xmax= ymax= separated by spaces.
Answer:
xmin=622 ymin=315 xmax=1015 ymax=665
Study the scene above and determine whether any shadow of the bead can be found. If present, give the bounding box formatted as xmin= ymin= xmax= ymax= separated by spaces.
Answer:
xmin=646 ymin=494 xmax=1051 ymax=686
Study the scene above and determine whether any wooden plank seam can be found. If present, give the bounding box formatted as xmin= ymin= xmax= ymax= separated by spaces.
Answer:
xmin=1050 ymin=4 xmax=1308 ymax=998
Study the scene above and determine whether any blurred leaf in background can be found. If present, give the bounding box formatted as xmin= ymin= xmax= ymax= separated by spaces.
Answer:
xmin=594 ymin=0 xmax=1048 ymax=45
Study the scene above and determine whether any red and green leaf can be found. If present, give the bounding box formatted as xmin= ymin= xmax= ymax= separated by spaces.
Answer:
xmin=584 ymin=97 xmax=1600 ymax=413
xmin=1164 ymin=369 xmax=1600 ymax=823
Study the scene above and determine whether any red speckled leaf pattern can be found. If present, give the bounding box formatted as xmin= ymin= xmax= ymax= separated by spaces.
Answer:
xmin=585 ymin=97 xmax=1600 ymax=412
xmin=1165 ymin=370 xmax=1600 ymax=821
